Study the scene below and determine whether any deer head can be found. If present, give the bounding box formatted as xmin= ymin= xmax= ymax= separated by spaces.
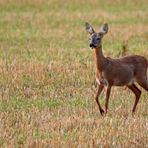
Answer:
xmin=85 ymin=23 xmax=108 ymax=49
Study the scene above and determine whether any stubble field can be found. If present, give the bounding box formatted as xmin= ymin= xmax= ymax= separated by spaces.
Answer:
xmin=0 ymin=0 xmax=148 ymax=147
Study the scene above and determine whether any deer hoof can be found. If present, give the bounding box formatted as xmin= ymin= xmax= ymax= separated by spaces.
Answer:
xmin=100 ymin=109 xmax=105 ymax=115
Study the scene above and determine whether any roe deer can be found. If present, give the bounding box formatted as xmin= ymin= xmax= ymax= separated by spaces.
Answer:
xmin=85 ymin=22 xmax=148 ymax=115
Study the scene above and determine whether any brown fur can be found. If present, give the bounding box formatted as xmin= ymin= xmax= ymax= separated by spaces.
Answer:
xmin=94 ymin=45 xmax=148 ymax=115
xmin=85 ymin=23 xmax=148 ymax=115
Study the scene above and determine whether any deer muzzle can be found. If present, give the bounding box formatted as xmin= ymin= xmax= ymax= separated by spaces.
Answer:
xmin=89 ymin=43 xmax=96 ymax=48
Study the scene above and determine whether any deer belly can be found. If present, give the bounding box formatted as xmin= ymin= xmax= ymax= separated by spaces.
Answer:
xmin=111 ymin=66 xmax=135 ymax=86
xmin=113 ymin=77 xmax=135 ymax=86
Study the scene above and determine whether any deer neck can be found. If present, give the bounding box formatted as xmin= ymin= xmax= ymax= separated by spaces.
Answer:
xmin=94 ymin=45 xmax=107 ymax=72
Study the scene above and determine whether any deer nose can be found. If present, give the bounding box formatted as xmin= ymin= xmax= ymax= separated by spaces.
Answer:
xmin=89 ymin=43 xmax=93 ymax=47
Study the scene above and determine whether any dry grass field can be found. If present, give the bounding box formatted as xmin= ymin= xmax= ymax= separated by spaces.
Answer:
xmin=0 ymin=0 xmax=148 ymax=147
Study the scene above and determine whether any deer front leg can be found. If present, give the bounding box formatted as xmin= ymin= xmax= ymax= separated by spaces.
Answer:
xmin=105 ymin=86 xmax=111 ymax=113
xmin=95 ymin=85 xmax=104 ymax=115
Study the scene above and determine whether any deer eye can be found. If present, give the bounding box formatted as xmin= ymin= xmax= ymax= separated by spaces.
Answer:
xmin=97 ymin=38 xmax=100 ymax=40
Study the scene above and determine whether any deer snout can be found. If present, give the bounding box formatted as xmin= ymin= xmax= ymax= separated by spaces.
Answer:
xmin=89 ymin=43 xmax=96 ymax=48
xmin=89 ymin=43 xmax=93 ymax=47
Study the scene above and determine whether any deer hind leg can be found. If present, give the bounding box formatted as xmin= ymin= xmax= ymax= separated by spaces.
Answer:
xmin=127 ymin=84 xmax=141 ymax=113
xmin=95 ymin=85 xmax=104 ymax=115
xmin=136 ymin=69 xmax=148 ymax=91
xmin=137 ymin=77 xmax=148 ymax=91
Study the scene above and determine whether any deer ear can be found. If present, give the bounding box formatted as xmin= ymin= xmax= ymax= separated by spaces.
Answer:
xmin=100 ymin=23 xmax=108 ymax=34
xmin=85 ymin=22 xmax=95 ymax=35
